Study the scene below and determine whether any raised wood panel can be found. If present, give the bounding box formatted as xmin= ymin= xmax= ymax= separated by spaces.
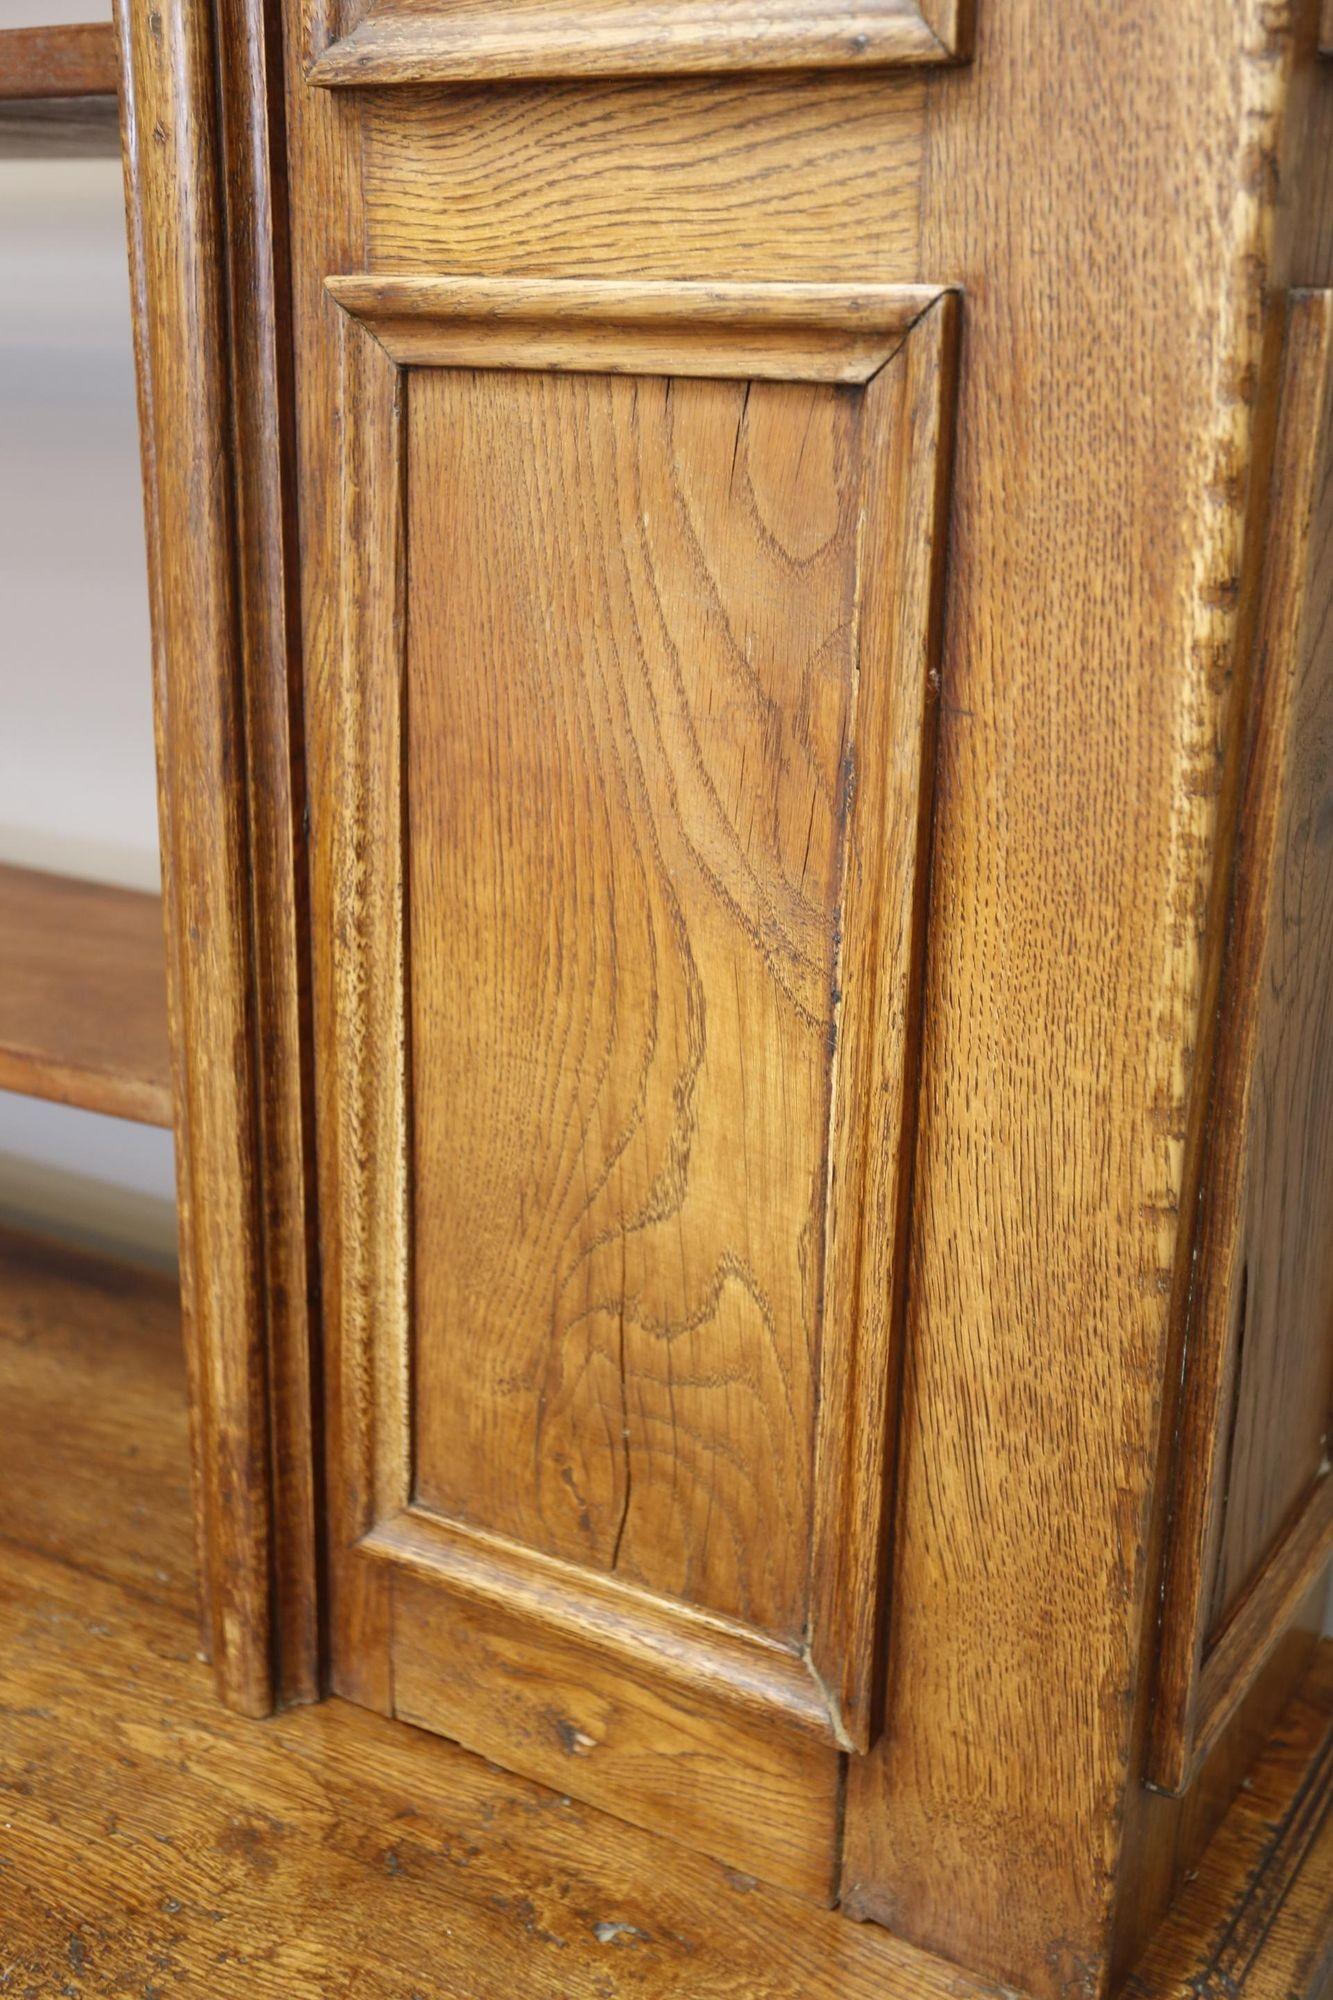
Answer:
xmin=405 ymin=363 xmax=860 ymax=1637
xmin=1150 ymin=289 xmax=1333 ymax=1794
xmin=308 ymin=276 xmax=956 ymax=1886
xmin=360 ymin=77 xmax=925 ymax=285
xmin=308 ymin=0 xmax=970 ymax=86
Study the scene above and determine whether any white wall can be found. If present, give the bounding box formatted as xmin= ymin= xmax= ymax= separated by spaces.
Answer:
xmin=0 ymin=149 xmax=176 ymax=1264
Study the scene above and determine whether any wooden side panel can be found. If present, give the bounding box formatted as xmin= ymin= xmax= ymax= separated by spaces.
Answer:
xmin=1150 ymin=290 xmax=1333 ymax=1793
xmin=305 ymin=278 xmax=956 ymax=1892
xmin=406 ymin=364 xmax=860 ymax=1636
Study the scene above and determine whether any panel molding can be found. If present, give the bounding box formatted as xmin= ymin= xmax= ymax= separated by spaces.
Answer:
xmin=363 ymin=1510 xmax=845 ymax=1745
xmin=1150 ymin=290 xmax=1333 ymax=1795
xmin=318 ymin=277 xmax=956 ymax=1811
xmin=308 ymin=0 xmax=971 ymax=88
xmin=326 ymin=274 xmax=942 ymax=382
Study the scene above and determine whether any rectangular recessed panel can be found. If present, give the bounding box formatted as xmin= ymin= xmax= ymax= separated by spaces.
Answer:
xmin=406 ymin=365 xmax=864 ymax=1642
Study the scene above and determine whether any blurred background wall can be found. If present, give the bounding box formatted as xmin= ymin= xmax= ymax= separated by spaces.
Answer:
xmin=0 ymin=28 xmax=177 ymax=1265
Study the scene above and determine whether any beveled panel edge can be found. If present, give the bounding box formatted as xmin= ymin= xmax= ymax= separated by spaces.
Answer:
xmin=1187 ymin=1474 xmax=1333 ymax=1787
xmin=325 ymin=274 xmax=948 ymax=382
xmin=362 ymin=1509 xmax=853 ymax=1750
xmin=307 ymin=0 xmax=968 ymax=88
xmin=807 ymin=291 xmax=961 ymax=1755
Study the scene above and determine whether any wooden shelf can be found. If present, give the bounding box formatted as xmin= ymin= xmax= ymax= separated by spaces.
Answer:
xmin=0 ymin=22 xmax=119 ymax=157
xmin=0 ymin=862 xmax=173 ymax=1128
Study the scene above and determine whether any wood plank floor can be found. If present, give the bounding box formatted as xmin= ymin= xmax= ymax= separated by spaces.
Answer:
xmin=0 ymin=1221 xmax=1327 ymax=1998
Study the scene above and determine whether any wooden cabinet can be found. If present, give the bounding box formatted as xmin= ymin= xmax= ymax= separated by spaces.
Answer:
xmin=306 ymin=271 xmax=956 ymax=1900
xmin=114 ymin=0 xmax=1333 ymax=1994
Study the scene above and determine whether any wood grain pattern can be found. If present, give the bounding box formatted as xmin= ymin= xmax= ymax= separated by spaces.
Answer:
xmin=361 ymin=76 xmax=925 ymax=286
xmin=842 ymin=4 xmax=1325 ymax=1993
xmin=1322 ymin=1 xmax=1332 ymax=58
xmin=0 ymin=863 xmax=171 ymax=1126
xmin=0 ymin=1226 xmax=194 ymax=1616
xmin=405 ymin=362 xmax=857 ymax=1634
xmin=327 ymin=273 xmax=935 ymax=378
xmin=1151 ymin=289 xmax=1333 ymax=1795
xmin=391 ymin=1568 xmax=843 ymax=1901
xmin=116 ymin=0 xmax=273 ymax=1716
xmin=211 ymin=0 xmax=321 ymax=1709
xmin=0 ymin=1222 xmax=999 ymax=2000
xmin=309 ymin=282 xmax=952 ymax=1823
xmin=0 ymin=23 xmax=117 ymax=98
xmin=309 ymin=0 xmax=966 ymax=87
xmin=404 ymin=321 xmax=851 ymax=1636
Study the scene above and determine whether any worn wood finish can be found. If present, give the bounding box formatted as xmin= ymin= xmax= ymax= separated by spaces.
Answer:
xmin=1151 ymin=289 xmax=1333 ymax=1797
xmin=0 ymin=22 xmax=117 ymax=98
xmin=309 ymin=268 xmax=955 ymax=1879
xmin=308 ymin=0 xmax=970 ymax=87
xmin=0 ymin=1224 xmax=1000 ymax=2000
xmin=99 ymin=0 xmax=1333 ymax=1991
xmin=0 ymin=863 xmax=171 ymax=1126
xmin=842 ymin=5 xmax=1333 ymax=1994
xmin=4 ymin=1221 xmax=1328 ymax=1999
xmin=1322 ymin=1 xmax=1332 ymax=58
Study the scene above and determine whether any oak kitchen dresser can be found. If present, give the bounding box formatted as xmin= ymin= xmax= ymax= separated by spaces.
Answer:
xmin=3 ymin=0 xmax=1333 ymax=1994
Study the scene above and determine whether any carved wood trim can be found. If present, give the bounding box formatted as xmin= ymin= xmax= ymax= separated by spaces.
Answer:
xmin=307 ymin=0 xmax=968 ymax=87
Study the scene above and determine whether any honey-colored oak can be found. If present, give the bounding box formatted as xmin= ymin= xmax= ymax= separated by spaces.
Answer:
xmin=0 ymin=1224 xmax=988 ymax=2000
xmin=0 ymin=1221 xmax=1327 ymax=2000
xmin=307 ymin=0 xmax=969 ymax=87
xmin=0 ymin=863 xmax=171 ymax=1126
xmin=102 ymin=0 xmax=1333 ymax=1993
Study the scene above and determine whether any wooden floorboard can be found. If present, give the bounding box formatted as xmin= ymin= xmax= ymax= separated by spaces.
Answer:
xmin=0 ymin=1221 xmax=1327 ymax=1998
xmin=0 ymin=1225 xmax=997 ymax=2000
